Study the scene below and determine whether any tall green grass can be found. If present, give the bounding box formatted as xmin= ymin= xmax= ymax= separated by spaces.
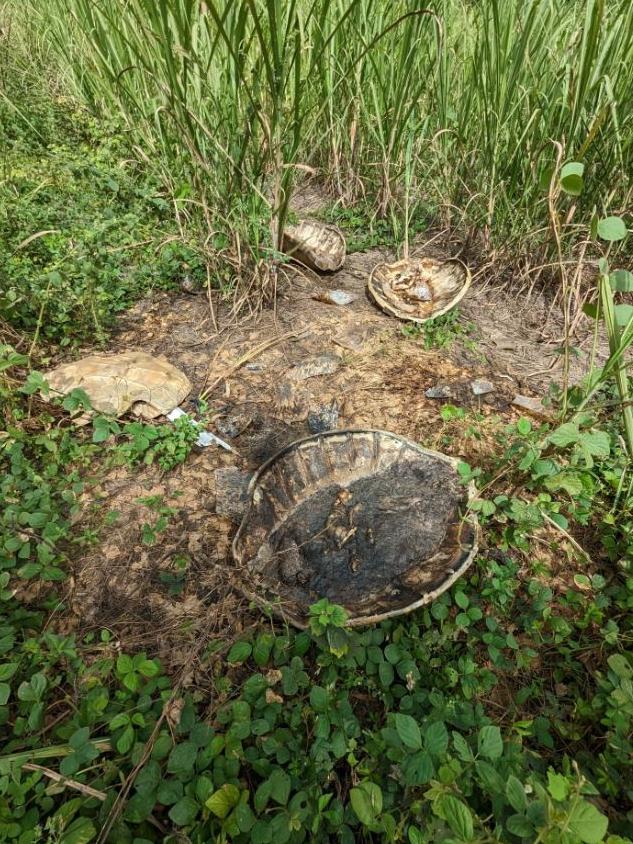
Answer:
xmin=15 ymin=0 xmax=633 ymax=284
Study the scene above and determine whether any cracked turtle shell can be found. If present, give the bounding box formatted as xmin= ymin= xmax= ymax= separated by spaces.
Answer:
xmin=232 ymin=429 xmax=478 ymax=627
xmin=367 ymin=256 xmax=471 ymax=323
xmin=282 ymin=220 xmax=346 ymax=272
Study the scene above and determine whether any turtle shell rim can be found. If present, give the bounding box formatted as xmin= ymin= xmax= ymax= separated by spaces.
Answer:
xmin=232 ymin=428 xmax=479 ymax=628
xmin=282 ymin=220 xmax=347 ymax=272
xmin=367 ymin=256 xmax=472 ymax=324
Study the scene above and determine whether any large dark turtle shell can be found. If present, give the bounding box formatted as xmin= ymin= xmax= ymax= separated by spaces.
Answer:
xmin=233 ymin=430 xmax=478 ymax=627
xmin=368 ymin=256 xmax=471 ymax=323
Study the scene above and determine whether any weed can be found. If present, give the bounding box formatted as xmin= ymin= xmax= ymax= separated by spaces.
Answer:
xmin=120 ymin=416 xmax=200 ymax=472
xmin=402 ymin=308 xmax=476 ymax=351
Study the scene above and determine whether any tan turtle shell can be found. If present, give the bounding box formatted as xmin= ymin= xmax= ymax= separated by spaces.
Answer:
xmin=233 ymin=429 xmax=478 ymax=628
xmin=44 ymin=351 xmax=191 ymax=419
xmin=367 ymin=256 xmax=471 ymax=323
xmin=282 ymin=220 xmax=346 ymax=272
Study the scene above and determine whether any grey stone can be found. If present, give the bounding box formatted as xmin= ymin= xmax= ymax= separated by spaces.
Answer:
xmin=214 ymin=467 xmax=252 ymax=522
xmin=288 ymin=354 xmax=341 ymax=381
xmin=308 ymin=404 xmax=339 ymax=434
xmin=313 ymin=289 xmax=356 ymax=306
xmin=512 ymin=394 xmax=553 ymax=421
xmin=471 ymin=379 xmax=495 ymax=396
xmin=216 ymin=414 xmax=250 ymax=440
xmin=180 ymin=275 xmax=197 ymax=294
xmin=425 ymin=384 xmax=453 ymax=399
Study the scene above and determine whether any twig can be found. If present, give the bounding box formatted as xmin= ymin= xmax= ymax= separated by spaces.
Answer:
xmin=22 ymin=763 xmax=107 ymax=801
xmin=540 ymin=510 xmax=593 ymax=565
xmin=206 ymin=263 xmax=219 ymax=333
xmin=199 ymin=329 xmax=306 ymax=401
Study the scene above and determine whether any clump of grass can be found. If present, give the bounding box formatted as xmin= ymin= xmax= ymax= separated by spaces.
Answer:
xmin=19 ymin=0 xmax=633 ymax=296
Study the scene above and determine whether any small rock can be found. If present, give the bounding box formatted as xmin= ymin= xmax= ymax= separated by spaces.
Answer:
xmin=214 ymin=467 xmax=252 ymax=522
xmin=512 ymin=394 xmax=553 ymax=421
xmin=313 ymin=289 xmax=356 ymax=306
xmin=288 ymin=354 xmax=341 ymax=381
xmin=471 ymin=379 xmax=495 ymax=396
xmin=333 ymin=326 xmax=373 ymax=353
xmin=216 ymin=414 xmax=250 ymax=440
xmin=275 ymin=380 xmax=311 ymax=421
xmin=245 ymin=362 xmax=265 ymax=372
xmin=425 ymin=384 xmax=453 ymax=399
xmin=180 ymin=275 xmax=197 ymax=294
xmin=308 ymin=404 xmax=339 ymax=434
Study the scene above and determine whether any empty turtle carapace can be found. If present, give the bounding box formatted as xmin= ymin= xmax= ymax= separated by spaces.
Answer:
xmin=367 ymin=256 xmax=471 ymax=323
xmin=282 ymin=220 xmax=346 ymax=272
xmin=232 ymin=430 xmax=478 ymax=628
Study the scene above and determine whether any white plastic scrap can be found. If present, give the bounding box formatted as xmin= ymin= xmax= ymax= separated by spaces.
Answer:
xmin=166 ymin=407 xmax=234 ymax=452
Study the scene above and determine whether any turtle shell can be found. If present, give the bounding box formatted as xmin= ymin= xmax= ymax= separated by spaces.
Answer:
xmin=282 ymin=220 xmax=346 ymax=272
xmin=232 ymin=430 xmax=478 ymax=627
xmin=367 ymin=256 xmax=471 ymax=323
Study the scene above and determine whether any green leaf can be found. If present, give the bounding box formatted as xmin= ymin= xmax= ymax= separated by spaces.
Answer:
xmin=545 ymin=472 xmax=584 ymax=497
xmin=597 ymin=216 xmax=627 ymax=242
xmin=578 ymin=430 xmax=610 ymax=458
xmin=255 ymin=780 xmax=272 ymax=813
xmin=539 ymin=166 xmax=554 ymax=192
xmin=253 ymin=633 xmax=274 ymax=666
xmin=610 ymin=269 xmax=633 ymax=292
xmin=251 ymin=820 xmax=273 ymax=844
xmin=378 ymin=661 xmax=394 ymax=687
xmin=157 ymin=778 xmax=183 ymax=806
xmin=402 ymin=751 xmax=434 ymax=785
xmin=166 ymin=741 xmax=197 ymax=775
xmin=439 ymin=795 xmax=474 ymax=840
xmin=0 ymin=683 xmax=10 ymax=705
xmin=607 ymin=654 xmax=633 ymax=678
xmin=477 ymin=725 xmax=503 ymax=759
xmin=124 ymin=791 xmax=157 ymax=823
xmin=408 ymin=828 xmax=424 ymax=844
xmin=309 ymin=686 xmax=329 ymax=713
xmin=517 ymin=417 xmax=532 ymax=436
xmin=506 ymin=814 xmax=534 ymax=837
xmin=117 ymin=654 xmax=133 ymax=675
xmin=168 ymin=796 xmax=199 ymax=826
xmin=560 ymin=161 xmax=584 ymax=196
xmin=567 ymin=799 xmax=608 ymax=844
xmin=60 ymin=817 xmax=97 ymax=844
xmin=547 ymin=769 xmax=570 ymax=801
xmin=476 ymin=760 xmax=506 ymax=793
xmin=228 ymin=641 xmax=252 ymax=664
xmin=206 ymin=783 xmax=240 ymax=818
xmin=350 ymin=782 xmax=382 ymax=827
xmin=614 ymin=304 xmax=633 ymax=328
xmin=425 ymin=721 xmax=448 ymax=756
xmin=235 ymin=801 xmax=256 ymax=833
xmin=452 ymin=732 xmax=473 ymax=762
xmin=269 ymin=769 xmax=291 ymax=805
xmin=548 ymin=422 xmax=580 ymax=448
xmin=17 ymin=672 xmax=46 ymax=702
xmin=506 ymin=775 xmax=527 ymax=812
xmin=69 ymin=727 xmax=90 ymax=750
xmin=117 ymin=726 xmax=135 ymax=754
xmin=137 ymin=659 xmax=159 ymax=678
xmin=394 ymin=713 xmax=422 ymax=750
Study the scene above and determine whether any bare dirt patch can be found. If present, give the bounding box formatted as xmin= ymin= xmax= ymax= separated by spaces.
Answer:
xmin=65 ymin=238 xmax=596 ymax=670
